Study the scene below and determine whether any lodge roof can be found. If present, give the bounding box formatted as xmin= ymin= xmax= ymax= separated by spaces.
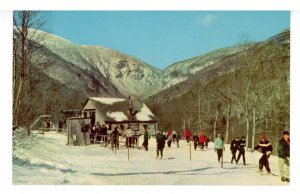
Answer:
xmin=82 ymin=97 xmax=157 ymax=123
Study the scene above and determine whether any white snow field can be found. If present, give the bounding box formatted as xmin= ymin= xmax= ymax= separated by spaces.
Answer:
xmin=13 ymin=132 xmax=288 ymax=185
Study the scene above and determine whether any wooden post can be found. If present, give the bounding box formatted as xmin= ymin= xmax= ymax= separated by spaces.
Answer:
xmin=189 ymin=138 xmax=192 ymax=161
xmin=128 ymin=137 xmax=130 ymax=161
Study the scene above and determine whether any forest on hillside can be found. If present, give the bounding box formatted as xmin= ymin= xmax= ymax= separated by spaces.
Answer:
xmin=145 ymin=30 xmax=290 ymax=149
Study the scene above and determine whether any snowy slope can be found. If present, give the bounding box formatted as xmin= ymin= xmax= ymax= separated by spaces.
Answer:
xmin=13 ymin=132 xmax=287 ymax=185
xmin=33 ymin=30 xmax=162 ymax=98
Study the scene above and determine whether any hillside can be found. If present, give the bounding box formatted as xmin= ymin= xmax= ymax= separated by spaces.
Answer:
xmin=34 ymin=31 xmax=162 ymax=98
xmin=145 ymin=30 xmax=290 ymax=147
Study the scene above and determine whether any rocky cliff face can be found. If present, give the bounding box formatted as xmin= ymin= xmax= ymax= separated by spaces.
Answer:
xmin=33 ymin=31 xmax=162 ymax=98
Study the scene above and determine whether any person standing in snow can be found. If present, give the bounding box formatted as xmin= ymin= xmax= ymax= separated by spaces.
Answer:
xmin=125 ymin=127 xmax=133 ymax=147
xmin=156 ymin=131 xmax=166 ymax=159
xmin=252 ymin=134 xmax=273 ymax=175
xmin=184 ymin=129 xmax=191 ymax=143
xmin=198 ymin=131 xmax=207 ymax=150
xmin=142 ymin=126 xmax=149 ymax=151
xmin=230 ymin=137 xmax=239 ymax=164
xmin=175 ymin=133 xmax=180 ymax=148
xmin=111 ymin=127 xmax=120 ymax=149
xmin=193 ymin=133 xmax=199 ymax=150
xmin=236 ymin=136 xmax=246 ymax=165
xmin=214 ymin=134 xmax=224 ymax=163
xmin=90 ymin=125 xmax=96 ymax=144
xmin=277 ymin=130 xmax=290 ymax=182
xmin=102 ymin=124 xmax=108 ymax=143
xmin=172 ymin=130 xmax=177 ymax=143
xmin=167 ymin=133 xmax=173 ymax=148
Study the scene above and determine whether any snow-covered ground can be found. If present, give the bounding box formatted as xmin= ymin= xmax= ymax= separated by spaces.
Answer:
xmin=13 ymin=132 xmax=288 ymax=185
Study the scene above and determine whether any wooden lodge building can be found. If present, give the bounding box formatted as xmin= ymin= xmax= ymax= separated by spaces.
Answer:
xmin=66 ymin=97 xmax=157 ymax=146
xmin=81 ymin=96 xmax=158 ymax=135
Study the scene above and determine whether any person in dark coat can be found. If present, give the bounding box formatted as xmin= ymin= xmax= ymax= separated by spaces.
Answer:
xmin=205 ymin=136 xmax=210 ymax=149
xmin=175 ymin=133 xmax=180 ymax=148
xmin=253 ymin=134 xmax=273 ymax=174
xmin=277 ymin=130 xmax=290 ymax=182
xmin=96 ymin=124 xmax=102 ymax=142
xmin=193 ymin=133 xmax=199 ymax=150
xmin=58 ymin=121 xmax=63 ymax=133
xmin=156 ymin=131 xmax=166 ymax=159
xmin=110 ymin=127 xmax=120 ymax=149
xmin=230 ymin=137 xmax=239 ymax=164
xmin=101 ymin=124 xmax=108 ymax=142
xmin=142 ymin=126 xmax=149 ymax=151
xmin=236 ymin=136 xmax=246 ymax=165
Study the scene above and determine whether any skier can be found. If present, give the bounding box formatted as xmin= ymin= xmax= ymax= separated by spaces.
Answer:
xmin=172 ymin=130 xmax=177 ymax=143
xmin=214 ymin=134 xmax=224 ymax=163
xmin=236 ymin=136 xmax=246 ymax=165
xmin=125 ymin=127 xmax=133 ymax=148
xmin=277 ymin=130 xmax=290 ymax=182
xmin=167 ymin=133 xmax=173 ymax=148
xmin=102 ymin=124 xmax=108 ymax=143
xmin=252 ymin=134 xmax=273 ymax=175
xmin=96 ymin=124 xmax=102 ymax=142
xmin=230 ymin=137 xmax=239 ymax=164
xmin=175 ymin=133 xmax=180 ymax=148
xmin=193 ymin=133 xmax=199 ymax=150
xmin=142 ymin=126 xmax=149 ymax=151
xmin=205 ymin=136 xmax=210 ymax=149
xmin=156 ymin=131 xmax=166 ymax=159
xmin=184 ymin=129 xmax=191 ymax=143
xmin=110 ymin=127 xmax=120 ymax=149
xmin=198 ymin=131 xmax=207 ymax=150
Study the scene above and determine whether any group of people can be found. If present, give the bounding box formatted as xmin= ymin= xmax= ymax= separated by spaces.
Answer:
xmin=89 ymin=122 xmax=108 ymax=144
xmin=230 ymin=136 xmax=246 ymax=165
xmin=214 ymin=130 xmax=290 ymax=182
xmin=193 ymin=131 xmax=210 ymax=151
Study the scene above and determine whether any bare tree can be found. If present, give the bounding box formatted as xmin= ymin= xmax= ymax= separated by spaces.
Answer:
xmin=13 ymin=11 xmax=47 ymax=127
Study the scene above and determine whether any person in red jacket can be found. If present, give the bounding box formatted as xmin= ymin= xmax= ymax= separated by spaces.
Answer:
xmin=198 ymin=131 xmax=207 ymax=150
xmin=184 ymin=129 xmax=191 ymax=143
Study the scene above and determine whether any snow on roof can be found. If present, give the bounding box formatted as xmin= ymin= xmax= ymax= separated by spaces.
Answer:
xmin=106 ymin=111 xmax=128 ymax=122
xmin=135 ymin=103 xmax=155 ymax=121
xmin=84 ymin=97 xmax=156 ymax=122
xmin=90 ymin=97 xmax=126 ymax=105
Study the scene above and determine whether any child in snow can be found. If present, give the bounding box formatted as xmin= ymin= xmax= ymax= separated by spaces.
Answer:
xmin=277 ymin=130 xmax=290 ymax=182
xmin=236 ymin=136 xmax=246 ymax=165
xmin=230 ymin=137 xmax=239 ymax=164
xmin=252 ymin=134 xmax=273 ymax=174
xmin=214 ymin=134 xmax=224 ymax=163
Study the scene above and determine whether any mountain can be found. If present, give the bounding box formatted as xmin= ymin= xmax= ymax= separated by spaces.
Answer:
xmin=145 ymin=29 xmax=289 ymax=145
xmin=158 ymin=45 xmax=252 ymax=91
xmin=32 ymin=30 xmax=162 ymax=98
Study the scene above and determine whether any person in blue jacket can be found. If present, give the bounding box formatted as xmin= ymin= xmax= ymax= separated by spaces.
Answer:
xmin=215 ymin=134 xmax=224 ymax=163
